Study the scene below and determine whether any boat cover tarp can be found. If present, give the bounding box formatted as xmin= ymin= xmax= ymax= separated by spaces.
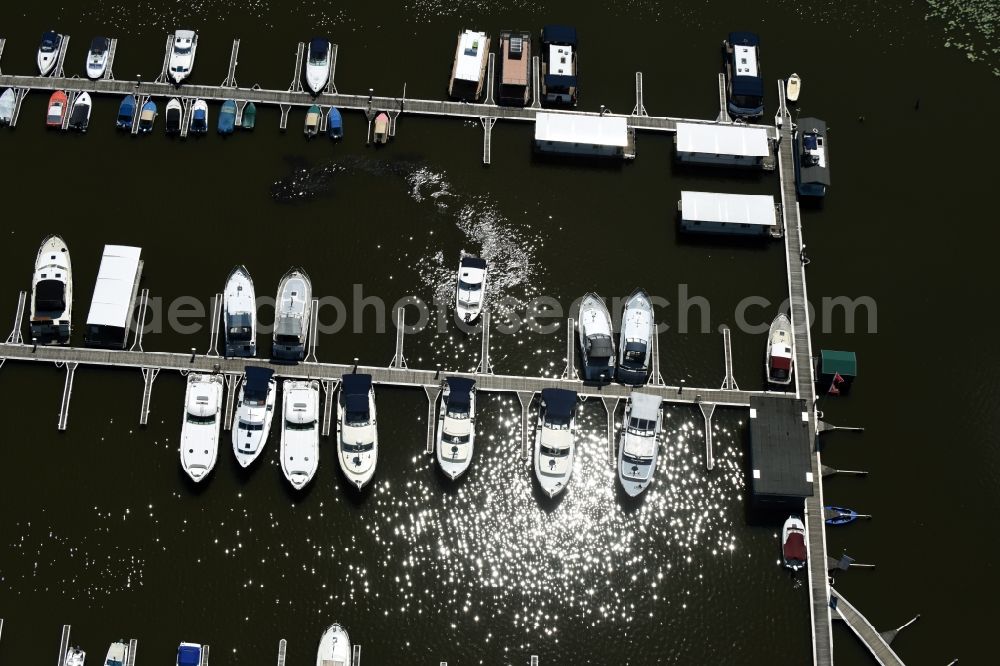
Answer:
xmin=342 ymin=373 xmax=372 ymax=396
xmin=541 ymin=388 xmax=576 ymax=420
xmin=587 ymin=335 xmax=613 ymax=359
xmin=629 ymin=392 xmax=662 ymax=421
xmin=89 ymin=36 xmax=108 ymax=52
xmin=460 ymin=256 xmax=487 ymax=270
xmin=542 ymin=25 xmax=577 ymax=45
xmin=544 ymin=74 xmax=577 ymax=89
xmin=327 ymin=107 xmax=343 ymax=128
xmin=70 ymin=106 xmax=89 ymax=125
xmin=445 ymin=377 xmax=475 ymax=411
xmin=820 ymin=349 xmax=856 ymax=376
xmin=177 ymin=646 xmax=201 ymax=666
xmin=309 ymin=38 xmax=329 ymax=58
xmin=244 ymin=367 xmax=273 ymax=401
xmin=783 ymin=532 xmax=806 ymax=561
xmin=35 ymin=279 xmax=65 ymax=310
xmin=118 ymin=96 xmax=135 ymax=116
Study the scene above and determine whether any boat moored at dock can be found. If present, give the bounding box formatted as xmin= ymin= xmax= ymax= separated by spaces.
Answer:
xmin=786 ymin=73 xmax=801 ymax=103
xmin=190 ymin=99 xmax=208 ymax=134
xmin=280 ymin=379 xmax=320 ymax=490
xmin=241 ymin=101 xmax=257 ymax=130
xmin=63 ymin=646 xmax=85 ymax=666
xmin=338 ymin=373 xmax=378 ymax=490
xmin=723 ymin=31 xmax=764 ymax=118
xmin=104 ymin=640 xmax=128 ymax=666
xmin=223 ymin=265 xmax=256 ymax=357
xmin=498 ymin=30 xmax=531 ymax=106
xmin=327 ymin=106 xmax=343 ymax=139
xmin=765 ymin=313 xmax=793 ymax=386
xmin=316 ymin=623 xmax=352 ymax=666
xmin=372 ymin=112 xmax=389 ymax=143
xmin=86 ymin=37 xmax=110 ymax=79
xmin=436 ymin=377 xmax=477 ymax=480
xmin=115 ymin=95 xmax=135 ymax=130
xmin=540 ymin=25 xmax=578 ymax=106
xmin=617 ymin=392 xmax=663 ymax=496
xmin=455 ymin=255 xmax=487 ymax=323
xmin=448 ymin=29 xmax=490 ymax=101
xmin=0 ymin=88 xmax=15 ymax=125
xmin=782 ymin=516 xmax=806 ymax=571
xmin=46 ymin=90 xmax=68 ymax=128
xmin=137 ymin=100 xmax=157 ymax=133
xmin=618 ymin=288 xmax=654 ymax=386
xmin=37 ymin=31 xmax=62 ymax=76
xmin=304 ymin=104 xmax=321 ymax=137
xmin=30 ymin=235 xmax=73 ymax=344
xmin=165 ymin=98 xmax=182 ymax=134
xmin=232 ymin=367 xmax=276 ymax=467
xmin=68 ymin=92 xmax=92 ymax=132
xmin=169 ymin=30 xmax=198 ymax=84
xmin=793 ymin=117 xmax=830 ymax=197
xmin=534 ymin=388 xmax=577 ymax=497
xmin=176 ymin=642 xmax=203 ymax=666
xmin=304 ymin=37 xmax=331 ymax=95
xmin=578 ymin=292 xmax=615 ymax=382
xmin=218 ymin=99 xmax=237 ymax=134
xmin=83 ymin=245 xmax=143 ymax=349
xmin=272 ymin=268 xmax=312 ymax=362
xmin=179 ymin=373 xmax=224 ymax=482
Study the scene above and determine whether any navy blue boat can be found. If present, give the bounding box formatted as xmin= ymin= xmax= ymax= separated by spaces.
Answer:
xmin=824 ymin=506 xmax=865 ymax=525
xmin=116 ymin=95 xmax=135 ymax=130
xmin=217 ymin=99 xmax=236 ymax=135
xmin=327 ymin=106 xmax=343 ymax=139
xmin=723 ymin=32 xmax=764 ymax=118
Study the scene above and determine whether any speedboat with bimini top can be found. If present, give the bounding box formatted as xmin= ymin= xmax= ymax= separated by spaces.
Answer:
xmin=223 ymin=265 xmax=256 ymax=357
xmin=272 ymin=268 xmax=312 ymax=362
xmin=179 ymin=373 xmax=224 ymax=482
xmin=190 ymin=99 xmax=208 ymax=134
xmin=455 ymin=255 xmax=487 ymax=323
xmin=534 ymin=388 xmax=577 ymax=498
xmin=617 ymin=392 xmax=663 ymax=497
xmin=436 ymin=377 xmax=476 ymax=480
xmin=165 ymin=98 xmax=182 ymax=134
xmin=176 ymin=642 xmax=202 ymax=666
xmin=280 ymin=379 xmax=321 ymax=490
xmin=116 ymin=95 xmax=135 ymax=130
xmin=68 ymin=92 xmax=92 ymax=132
xmin=138 ymin=99 xmax=157 ymax=133
xmin=338 ymin=373 xmax=378 ymax=490
xmin=38 ymin=31 xmax=62 ymax=75
xmin=0 ymin=88 xmax=16 ymax=126
xmin=86 ymin=37 xmax=110 ymax=79
xmin=315 ymin=623 xmax=351 ymax=666
xmin=218 ymin=99 xmax=236 ymax=134
xmin=63 ymin=647 xmax=85 ymax=666
xmin=30 ymin=234 xmax=73 ymax=344
xmin=782 ymin=516 xmax=806 ymax=571
xmin=169 ymin=30 xmax=197 ymax=84
xmin=232 ymin=367 xmax=276 ymax=468
xmin=104 ymin=640 xmax=128 ymax=666
xmin=578 ymin=292 xmax=615 ymax=382
xmin=305 ymin=37 xmax=331 ymax=95
xmin=765 ymin=313 xmax=794 ymax=386
xmin=618 ymin=288 xmax=654 ymax=386
xmin=46 ymin=91 xmax=68 ymax=128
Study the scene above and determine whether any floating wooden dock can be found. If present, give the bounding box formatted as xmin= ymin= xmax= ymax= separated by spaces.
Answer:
xmin=831 ymin=589 xmax=911 ymax=665
xmin=57 ymin=625 xmax=70 ymax=666
xmin=126 ymin=638 xmax=137 ymax=666
xmin=276 ymin=638 xmax=286 ymax=666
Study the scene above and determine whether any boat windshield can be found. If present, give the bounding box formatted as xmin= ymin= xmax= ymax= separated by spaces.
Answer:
xmin=343 ymin=441 xmax=374 ymax=453
xmin=458 ymin=280 xmax=482 ymax=291
xmin=238 ymin=419 xmax=264 ymax=431
xmin=622 ymin=451 xmax=651 ymax=465
xmin=446 ymin=408 xmax=469 ymax=419
xmin=443 ymin=432 xmax=470 ymax=445
xmin=275 ymin=334 xmax=302 ymax=345
xmin=229 ymin=326 xmax=252 ymax=341
xmin=626 ymin=417 xmax=655 ymax=436
xmin=732 ymin=93 xmax=762 ymax=109
xmin=174 ymin=43 xmax=192 ymax=54
xmin=541 ymin=444 xmax=569 ymax=457
xmin=186 ymin=412 xmax=216 ymax=424
xmin=41 ymin=38 xmax=58 ymax=52
xmin=285 ymin=419 xmax=316 ymax=430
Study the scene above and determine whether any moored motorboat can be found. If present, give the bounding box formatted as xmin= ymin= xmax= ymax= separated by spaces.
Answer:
xmin=315 ymin=623 xmax=351 ymax=666
xmin=337 ymin=373 xmax=378 ymax=490
xmin=824 ymin=506 xmax=866 ymax=526
xmin=534 ymin=388 xmax=577 ymax=497
xmin=68 ymin=92 xmax=92 ymax=132
xmin=30 ymin=234 xmax=73 ymax=344
xmin=232 ymin=367 xmax=276 ymax=468
xmin=0 ymin=88 xmax=16 ymax=126
xmin=241 ymin=102 xmax=256 ymax=130
xmin=280 ymin=379 xmax=320 ymax=490
xmin=37 ymin=31 xmax=62 ymax=76
xmin=373 ymin=112 xmax=389 ymax=143
xmin=327 ymin=106 xmax=343 ymax=139
xmin=540 ymin=25 xmax=578 ymax=106
xmin=165 ymin=97 xmax=182 ymax=134
xmin=179 ymin=373 xmax=224 ymax=482
xmin=617 ymin=288 xmax=655 ymax=386
xmin=786 ymin=73 xmax=801 ymax=103
xmin=86 ymin=36 xmax=110 ymax=79
xmin=223 ymin=265 xmax=256 ymax=357
xmin=455 ymin=255 xmax=487 ymax=323
xmin=175 ymin=642 xmax=202 ymax=666
xmin=272 ymin=268 xmax=312 ymax=362
xmin=765 ymin=313 xmax=794 ymax=386
xmin=304 ymin=37 xmax=331 ymax=95
xmin=190 ymin=99 xmax=208 ymax=134
xmin=448 ymin=29 xmax=490 ymax=101
xmin=577 ymin=292 xmax=615 ymax=382
xmin=304 ymin=104 xmax=321 ymax=137
xmin=104 ymin=640 xmax=128 ymax=666
xmin=794 ymin=117 xmax=830 ymax=197
xmin=46 ymin=90 xmax=68 ymax=128
xmin=137 ymin=100 xmax=157 ymax=133
xmin=169 ymin=30 xmax=198 ymax=84
xmin=218 ymin=99 xmax=236 ymax=134
xmin=781 ymin=516 xmax=806 ymax=571
xmin=436 ymin=377 xmax=477 ymax=479
xmin=617 ymin=392 xmax=663 ymax=496
xmin=64 ymin=646 xmax=85 ymax=666
xmin=115 ymin=95 xmax=136 ymax=130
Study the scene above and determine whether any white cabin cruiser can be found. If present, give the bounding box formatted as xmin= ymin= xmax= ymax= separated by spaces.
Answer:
xmin=617 ymin=392 xmax=663 ymax=497
xmin=64 ymin=647 xmax=86 ymax=666
xmin=315 ymin=623 xmax=351 ymax=666
xmin=782 ymin=516 xmax=806 ymax=571
xmin=37 ymin=31 xmax=62 ymax=76
xmin=273 ymin=268 xmax=312 ymax=362
xmin=169 ymin=30 xmax=198 ymax=84
xmin=104 ymin=641 xmax=128 ymax=666
xmin=281 ymin=379 xmax=320 ymax=490
xmin=533 ymin=388 xmax=577 ymax=497
xmin=766 ymin=313 xmax=794 ymax=386
xmin=578 ymin=292 xmax=615 ymax=382
xmin=0 ymin=88 xmax=16 ymax=125
xmin=436 ymin=377 xmax=477 ymax=479
xmin=455 ymin=255 xmax=487 ymax=323
xmin=223 ymin=265 xmax=256 ymax=357
xmin=86 ymin=37 xmax=110 ymax=79
xmin=30 ymin=234 xmax=73 ymax=344
xmin=232 ymin=367 xmax=276 ymax=467
xmin=180 ymin=373 xmax=224 ymax=482
xmin=618 ymin=288 xmax=655 ymax=386
xmin=305 ymin=37 xmax=332 ymax=95
xmin=337 ymin=373 xmax=378 ymax=489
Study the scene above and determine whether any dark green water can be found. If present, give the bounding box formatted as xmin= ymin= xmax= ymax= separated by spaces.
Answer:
xmin=1 ymin=1 xmax=997 ymax=664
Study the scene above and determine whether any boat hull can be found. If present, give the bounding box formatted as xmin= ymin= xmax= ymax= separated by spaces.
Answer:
xmin=180 ymin=374 xmax=224 ymax=483
xmin=232 ymin=373 xmax=276 ymax=467
xmin=30 ymin=234 xmax=73 ymax=344
xmin=315 ymin=624 xmax=351 ymax=666
xmin=578 ymin=292 xmax=615 ymax=382
xmin=280 ymin=380 xmax=320 ymax=490
xmin=765 ymin=313 xmax=794 ymax=386
xmin=272 ymin=269 xmax=312 ymax=362
xmin=435 ymin=381 xmax=477 ymax=480
xmin=223 ymin=265 xmax=257 ymax=358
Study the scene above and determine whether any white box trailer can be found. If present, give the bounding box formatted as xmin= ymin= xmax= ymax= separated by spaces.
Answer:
xmin=84 ymin=245 xmax=143 ymax=349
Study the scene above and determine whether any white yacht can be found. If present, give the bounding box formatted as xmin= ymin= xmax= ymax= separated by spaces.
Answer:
xmin=179 ymin=373 xmax=224 ymax=482
xmin=533 ymin=388 xmax=577 ymax=498
xmin=577 ymin=292 xmax=615 ymax=382
xmin=0 ymin=88 xmax=16 ymax=125
xmin=315 ymin=623 xmax=351 ymax=666
xmin=304 ymin=37 xmax=331 ymax=95
xmin=223 ymin=265 xmax=256 ymax=357
xmin=455 ymin=255 xmax=487 ymax=323
xmin=168 ymin=30 xmax=198 ymax=84
xmin=64 ymin=647 xmax=85 ymax=666
xmin=165 ymin=97 xmax=182 ymax=134
xmin=337 ymin=373 xmax=378 ymax=490
xmin=617 ymin=392 xmax=663 ymax=497
xmin=68 ymin=92 xmax=93 ymax=132
xmin=618 ymin=288 xmax=654 ymax=386
xmin=104 ymin=641 xmax=128 ymax=666
xmin=766 ymin=313 xmax=794 ymax=386
xmin=273 ymin=268 xmax=312 ymax=362
xmin=436 ymin=377 xmax=476 ymax=479
xmin=86 ymin=37 xmax=110 ymax=79
xmin=232 ymin=367 xmax=276 ymax=467
xmin=281 ymin=379 xmax=320 ymax=490
xmin=30 ymin=235 xmax=73 ymax=344
xmin=37 ymin=31 xmax=62 ymax=76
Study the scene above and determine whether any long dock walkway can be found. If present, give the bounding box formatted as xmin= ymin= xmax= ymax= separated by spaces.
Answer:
xmin=831 ymin=589 xmax=908 ymax=666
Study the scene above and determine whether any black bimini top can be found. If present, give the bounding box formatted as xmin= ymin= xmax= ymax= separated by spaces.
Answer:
xmin=445 ymin=377 xmax=475 ymax=411
xmin=460 ymin=256 xmax=487 ymax=270
xmin=542 ymin=25 xmax=577 ymax=46
xmin=342 ymin=373 xmax=372 ymax=421
xmin=309 ymin=38 xmax=329 ymax=58
xmin=244 ymin=367 xmax=273 ymax=401
xmin=35 ymin=279 xmax=65 ymax=311
xmin=541 ymin=388 xmax=577 ymax=422
xmin=90 ymin=36 xmax=109 ymax=54
xmin=587 ymin=335 xmax=613 ymax=359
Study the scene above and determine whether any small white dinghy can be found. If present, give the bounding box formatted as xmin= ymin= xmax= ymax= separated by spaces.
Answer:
xmin=316 ymin=623 xmax=352 ymax=666
xmin=64 ymin=646 xmax=86 ymax=666
xmin=0 ymin=88 xmax=16 ymax=125
xmin=104 ymin=640 xmax=128 ymax=666
xmin=786 ymin=73 xmax=801 ymax=103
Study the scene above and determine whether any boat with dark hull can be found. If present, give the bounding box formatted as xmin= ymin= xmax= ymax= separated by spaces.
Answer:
xmin=723 ymin=31 xmax=764 ymax=118
xmin=30 ymin=235 xmax=72 ymax=344
xmin=577 ymin=292 xmax=615 ymax=382
xmin=617 ymin=289 xmax=654 ymax=386
xmin=540 ymin=25 xmax=578 ymax=106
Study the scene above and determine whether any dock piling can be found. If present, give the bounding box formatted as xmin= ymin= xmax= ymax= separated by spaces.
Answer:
xmin=104 ymin=38 xmax=118 ymax=80
xmin=57 ymin=362 xmax=79 ymax=431
xmin=223 ymin=38 xmax=240 ymax=87
xmin=276 ymin=639 xmax=287 ymax=666
xmin=632 ymin=72 xmax=647 ymax=117
xmin=561 ymin=317 xmax=576 ymax=379
xmin=6 ymin=290 xmax=25 ymax=344
xmin=57 ymin=625 xmax=71 ymax=666
xmin=139 ymin=367 xmax=160 ymax=426
xmin=424 ymin=385 xmax=441 ymax=454
xmin=720 ymin=325 xmax=738 ymax=390
xmin=477 ymin=311 xmax=492 ymax=374
xmin=602 ymin=396 xmax=620 ymax=465
xmin=516 ymin=391 xmax=534 ymax=459
xmin=699 ymin=401 xmax=716 ymax=470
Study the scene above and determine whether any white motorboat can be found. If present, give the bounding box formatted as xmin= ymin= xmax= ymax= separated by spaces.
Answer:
xmin=165 ymin=97 xmax=182 ymax=134
xmin=315 ymin=623 xmax=351 ymax=666
xmin=337 ymin=373 xmax=378 ymax=490
xmin=304 ymin=37 xmax=331 ymax=95
xmin=86 ymin=37 xmax=110 ymax=79
xmin=0 ymin=88 xmax=16 ymax=125
xmin=533 ymin=388 xmax=577 ymax=497
xmin=281 ymin=379 xmax=320 ymax=490
xmin=618 ymin=288 xmax=655 ymax=386
xmin=64 ymin=647 xmax=86 ymax=666
xmin=68 ymin=92 xmax=93 ymax=132
xmin=37 ymin=31 xmax=62 ymax=75
xmin=455 ymin=255 xmax=487 ymax=323
xmin=786 ymin=73 xmax=801 ymax=103
xmin=168 ymin=30 xmax=198 ymax=84
xmin=223 ymin=265 xmax=256 ymax=357
xmin=577 ymin=292 xmax=615 ymax=382
xmin=436 ymin=377 xmax=476 ymax=479
xmin=104 ymin=640 xmax=128 ymax=666
xmin=273 ymin=268 xmax=312 ymax=362
xmin=189 ymin=99 xmax=209 ymax=134
xmin=180 ymin=373 xmax=224 ymax=482
xmin=232 ymin=367 xmax=276 ymax=467
xmin=782 ymin=516 xmax=806 ymax=571
xmin=617 ymin=392 xmax=663 ymax=497
xmin=766 ymin=313 xmax=794 ymax=386
xmin=30 ymin=234 xmax=73 ymax=344
xmin=175 ymin=642 xmax=202 ymax=666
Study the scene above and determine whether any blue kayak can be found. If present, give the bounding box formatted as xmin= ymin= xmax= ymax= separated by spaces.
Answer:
xmin=116 ymin=95 xmax=135 ymax=130
xmin=327 ymin=106 xmax=343 ymax=139
xmin=218 ymin=99 xmax=237 ymax=135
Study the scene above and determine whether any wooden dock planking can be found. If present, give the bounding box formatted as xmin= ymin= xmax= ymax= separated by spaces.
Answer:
xmin=561 ymin=317 xmax=576 ymax=379
xmin=389 ymin=307 xmax=407 ymax=369
xmin=0 ymin=38 xmax=6 ymax=75
xmin=531 ymin=56 xmax=542 ymax=109
xmin=516 ymin=391 xmax=534 ymax=458
xmin=481 ymin=116 xmax=496 ymax=165
xmin=326 ymin=44 xmax=338 ymax=94
xmin=53 ymin=36 xmax=70 ymax=78
xmin=632 ymin=71 xmax=647 ymax=117
xmin=484 ymin=52 xmax=496 ymax=106
xmin=130 ymin=288 xmax=150 ymax=352
xmin=126 ymin=639 xmax=137 ymax=666
xmin=104 ymin=38 xmax=118 ymax=80
xmin=831 ymin=589 xmax=908 ymax=665
xmin=6 ymin=291 xmax=25 ymax=344
xmin=699 ymin=401 xmax=716 ymax=470
xmin=57 ymin=362 xmax=78 ymax=431
xmin=155 ymin=34 xmax=172 ymax=84
xmin=223 ymin=38 xmax=240 ymax=87
xmin=57 ymin=625 xmax=71 ymax=666
xmin=207 ymin=293 xmax=222 ymax=356
xmin=716 ymin=73 xmax=731 ymax=123
xmin=289 ymin=42 xmax=305 ymax=93
xmin=321 ymin=378 xmax=338 ymax=437
xmin=139 ymin=367 xmax=160 ymax=425
xmin=424 ymin=385 xmax=441 ymax=454
xmin=602 ymin=396 xmax=620 ymax=465
xmin=720 ymin=325 xmax=738 ymax=390
xmin=477 ymin=311 xmax=492 ymax=374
